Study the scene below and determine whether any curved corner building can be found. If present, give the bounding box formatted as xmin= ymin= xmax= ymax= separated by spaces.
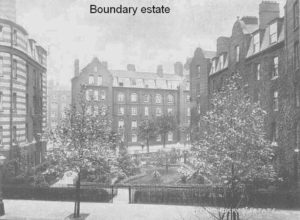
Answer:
xmin=0 ymin=0 xmax=47 ymax=165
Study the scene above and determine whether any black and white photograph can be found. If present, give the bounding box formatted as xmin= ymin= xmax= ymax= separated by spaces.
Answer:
xmin=0 ymin=0 xmax=299 ymax=219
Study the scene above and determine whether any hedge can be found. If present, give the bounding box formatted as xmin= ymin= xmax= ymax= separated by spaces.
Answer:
xmin=3 ymin=185 xmax=113 ymax=202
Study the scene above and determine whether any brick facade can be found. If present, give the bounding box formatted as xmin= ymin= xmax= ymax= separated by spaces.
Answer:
xmin=72 ymin=58 xmax=191 ymax=148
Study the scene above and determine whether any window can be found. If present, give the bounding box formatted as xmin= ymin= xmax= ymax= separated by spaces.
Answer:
xmin=131 ymin=78 xmax=136 ymax=86
xmin=0 ymin=126 xmax=3 ymax=145
xmin=155 ymin=94 xmax=162 ymax=104
xmin=235 ymin=45 xmax=240 ymax=62
xmin=255 ymin=63 xmax=261 ymax=80
xmin=131 ymin=93 xmax=138 ymax=102
xmin=118 ymin=120 xmax=124 ymax=128
xmin=187 ymin=108 xmax=191 ymax=117
xmin=0 ymin=92 xmax=2 ymax=111
xmin=273 ymin=91 xmax=279 ymax=111
xmin=272 ymin=56 xmax=279 ymax=79
xmin=132 ymin=120 xmax=137 ymax=129
xmin=100 ymin=90 xmax=106 ymax=100
xmin=131 ymin=107 xmax=137 ymax=116
xmin=167 ymin=94 xmax=174 ymax=104
xmin=186 ymin=95 xmax=190 ymax=102
xmin=270 ymin=22 xmax=278 ymax=44
xmin=168 ymin=132 xmax=173 ymax=142
xmin=132 ymin=134 xmax=137 ymax=143
xmin=144 ymin=94 xmax=150 ymax=103
xmin=296 ymin=87 xmax=300 ymax=107
xmin=0 ymin=56 xmax=3 ymax=77
xmin=97 ymin=76 xmax=102 ymax=85
xmin=156 ymin=135 xmax=161 ymax=142
xmin=156 ymin=107 xmax=162 ymax=116
xmin=94 ymin=90 xmax=99 ymax=101
xmin=144 ymin=107 xmax=149 ymax=116
xmin=0 ymin=25 xmax=3 ymax=39
xmin=25 ymin=123 xmax=29 ymax=141
xmin=12 ymin=93 xmax=17 ymax=111
xmin=26 ymin=64 xmax=29 ymax=85
xmin=271 ymin=122 xmax=278 ymax=143
xmin=12 ymin=126 xmax=17 ymax=143
xmin=167 ymin=108 xmax=173 ymax=114
xmin=118 ymin=93 xmax=125 ymax=102
xmin=13 ymin=30 xmax=17 ymax=45
xmin=118 ymin=107 xmax=125 ymax=115
xmin=294 ymin=0 xmax=299 ymax=29
xmin=89 ymin=75 xmax=94 ymax=84
xmin=196 ymin=65 xmax=201 ymax=74
xmin=297 ymin=122 xmax=300 ymax=148
xmin=219 ymin=54 xmax=224 ymax=69
xmin=12 ymin=59 xmax=17 ymax=79
xmin=294 ymin=42 xmax=299 ymax=69
xmin=253 ymin=33 xmax=260 ymax=53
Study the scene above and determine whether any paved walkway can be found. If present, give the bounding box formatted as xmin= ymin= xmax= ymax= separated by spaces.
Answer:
xmin=113 ymin=189 xmax=129 ymax=204
xmin=1 ymin=200 xmax=300 ymax=220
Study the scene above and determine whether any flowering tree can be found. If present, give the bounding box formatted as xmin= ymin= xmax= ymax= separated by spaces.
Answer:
xmin=47 ymin=92 xmax=117 ymax=218
xmin=138 ymin=119 xmax=157 ymax=153
xmin=191 ymin=74 xmax=276 ymax=217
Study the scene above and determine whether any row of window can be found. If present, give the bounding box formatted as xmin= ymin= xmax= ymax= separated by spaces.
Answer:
xmin=88 ymin=75 xmax=102 ymax=85
xmin=0 ymin=125 xmax=18 ymax=145
xmin=86 ymin=90 xmax=106 ymax=101
xmin=0 ymin=92 xmax=17 ymax=111
xmin=0 ymin=57 xmax=43 ymax=90
xmin=117 ymin=106 xmax=190 ymax=117
xmin=122 ymin=132 xmax=174 ymax=143
xmin=253 ymin=56 xmax=279 ymax=81
xmin=117 ymin=93 xmax=180 ymax=104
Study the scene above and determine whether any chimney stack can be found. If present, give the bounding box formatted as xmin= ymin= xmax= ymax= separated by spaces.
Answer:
xmin=216 ymin=37 xmax=230 ymax=56
xmin=259 ymin=1 xmax=280 ymax=29
xmin=174 ymin=62 xmax=183 ymax=76
xmin=157 ymin=65 xmax=163 ymax=77
xmin=127 ymin=64 xmax=136 ymax=72
xmin=74 ymin=59 xmax=79 ymax=77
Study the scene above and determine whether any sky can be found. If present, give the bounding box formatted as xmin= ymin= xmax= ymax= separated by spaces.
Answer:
xmin=16 ymin=0 xmax=286 ymax=88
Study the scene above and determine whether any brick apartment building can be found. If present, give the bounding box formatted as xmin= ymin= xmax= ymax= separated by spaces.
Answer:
xmin=47 ymin=81 xmax=71 ymax=129
xmin=0 ymin=0 xmax=47 ymax=165
xmin=72 ymin=58 xmax=191 ymax=148
xmin=190 ymin=0 xmax=300 ymax=187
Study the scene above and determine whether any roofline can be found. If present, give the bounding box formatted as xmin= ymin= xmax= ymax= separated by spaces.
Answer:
xmin=0 ymin=18 xmax=28 ymax=35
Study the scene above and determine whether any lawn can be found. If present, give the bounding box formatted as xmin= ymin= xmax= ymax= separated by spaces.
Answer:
xmin=127 ymin=166 xmax=181 ymax=185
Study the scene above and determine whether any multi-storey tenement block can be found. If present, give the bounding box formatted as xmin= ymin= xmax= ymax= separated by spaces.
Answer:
xmin=0 ymin=0 xmax=47 ymax=166
xmin=72 ymin=58 xmax=191 ymax=148
xmin=190 ymin=1 xmax=300 ymax=186
xmin=47 ymin=81 xmax=71 ymax=129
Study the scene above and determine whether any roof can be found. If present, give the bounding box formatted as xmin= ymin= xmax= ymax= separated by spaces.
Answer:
xmin=239 ymin=20 xmax=259 ymax=34
xmin=203 ymin=51 xmax=216 ymax=59
xmin=110 ymin=70 xmax=183 ymax=81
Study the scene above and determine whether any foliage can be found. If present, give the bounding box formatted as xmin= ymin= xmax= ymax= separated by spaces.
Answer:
xmin=191 ymin=73 xmax=276 ymax=210
xmin=152 ymin=170 xmax=161 ymax=182
xmin=156 ymin=114 xmax=178 ymax=148
xmin=177 ymin=167 xmax=193 ymax=183
xmin=117 ymin=145 xmax=140 ymax=178
xmin=138 ymin=119 xmax=157 ymax=152
xmin=46 ymin=90 xmax=118 ymax=217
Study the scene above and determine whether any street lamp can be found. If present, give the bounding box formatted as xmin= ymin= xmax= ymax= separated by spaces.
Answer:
xmin=0 ymin=155 xmax=6 ymax=216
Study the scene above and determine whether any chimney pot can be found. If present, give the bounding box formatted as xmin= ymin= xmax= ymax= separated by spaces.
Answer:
xmin=127 ymin=64 xmax=136 ymax=72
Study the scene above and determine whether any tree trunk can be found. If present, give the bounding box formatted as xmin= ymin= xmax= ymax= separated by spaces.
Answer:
xmin=163 ymin=135 xmax=166 ymax=148
xmin=74 ymin=172 xmax=81 ymax=218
